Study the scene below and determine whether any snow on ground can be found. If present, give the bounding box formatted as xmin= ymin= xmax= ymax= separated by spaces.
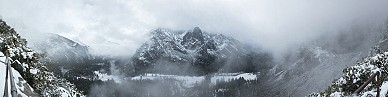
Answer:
xmin=58 ymin=87 xmax=70 ymax=97
xmin=379 ymin=81 xmax=388 ymax=97
xmin=329 ymin=92 xmax=343 ymax=97
xmin=0 ymin=53 xmax=37 ymax=97
xmin=94 ymin=71 xmax=123 ymax=83
xmin=130 ymin=73 xmax=258 ymax=87
xmin=361 ymin=90 xmax=377 ymax=97
xmin=131 ymin=73 xmax=205 ymax=87
xmin=210 ymin=73 xmax=257 ymax=85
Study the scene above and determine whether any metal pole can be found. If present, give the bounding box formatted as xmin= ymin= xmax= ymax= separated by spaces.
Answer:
xmin=377 ymin=72 xmax=381 ymax=97
xmin=5 ymin=52 xmax=17 ymax=97
xmin=3 ymin=57 xmax=9 ymax=97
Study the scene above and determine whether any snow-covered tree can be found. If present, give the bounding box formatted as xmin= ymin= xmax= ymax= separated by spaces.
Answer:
xmin=309 ymin=52 xmax=388 ymax=96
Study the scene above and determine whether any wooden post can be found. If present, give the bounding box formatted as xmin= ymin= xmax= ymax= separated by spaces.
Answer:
xmin=353 ymin=72 xmax=379 ymax=95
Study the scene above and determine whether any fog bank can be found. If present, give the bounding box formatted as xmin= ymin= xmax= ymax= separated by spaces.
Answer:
xmin=0 ymin=0 xmax=387 ymax=57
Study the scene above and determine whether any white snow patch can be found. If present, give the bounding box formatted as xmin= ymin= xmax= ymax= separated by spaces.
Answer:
xmin=131 ymin=73 xmax=205 ymax=87
xmin=131 ymin=73 xmax=258 ymax=87
xmin=29 ymin=68 xmax=38 ymax=75
xmin=329 ymin=92 xmax=342 ymax=97
xmin=361 ymin=90 xmax=376 ymax=97
xmin=380 ymin=81 xmax=388 ymax=96
xmin=94 ymin=71 xmax=123 ymax=83
xmin=211 ymin=73 xmax=257 ymax=85
xmin=59 ymin=87 xmax=71 ymax=97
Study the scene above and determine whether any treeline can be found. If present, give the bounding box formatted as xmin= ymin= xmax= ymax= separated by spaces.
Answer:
xmin=89 ymin=77 xmax=265 ymax=97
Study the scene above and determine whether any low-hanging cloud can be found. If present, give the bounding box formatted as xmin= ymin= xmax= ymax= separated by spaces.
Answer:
xmin=0 ymin=0 xmax=388 ymax=57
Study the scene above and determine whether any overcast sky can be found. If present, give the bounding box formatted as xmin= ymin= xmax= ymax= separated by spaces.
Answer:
xmin=0 ymin=0 xmax=388 ymax=56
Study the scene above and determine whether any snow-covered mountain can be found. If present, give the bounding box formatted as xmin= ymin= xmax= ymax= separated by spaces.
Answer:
xmin=28 ymin=33 xmax=90 ymax=65
xmin=19 ymin=27 xmax=274 ymax=96
xmin=89 ymin=26 xmax=383 ymax=97
xmin=26 ymin=33 xmax=116 ymax=94
xmin=131 ymin=27 xmax=273 ymax=75
xmin=0 ymin=19 xmax=84 ymax=96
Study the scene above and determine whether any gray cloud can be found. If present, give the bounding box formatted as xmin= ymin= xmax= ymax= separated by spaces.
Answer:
xmin=0 ymin=0 xmax=387 ymax=57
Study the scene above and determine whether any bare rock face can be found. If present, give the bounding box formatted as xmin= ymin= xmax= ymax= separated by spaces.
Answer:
xmin=182 ymin=27 xmax=205 ymax=50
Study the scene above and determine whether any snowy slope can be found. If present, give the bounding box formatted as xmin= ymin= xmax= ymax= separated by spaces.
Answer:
xmin=25 ymin=33 xmax=116 ymax=94
xmin=309 ymin=52 xmax=388 ymax=97
xmin=27 ymin=33 xmax=90 ymax=64
xmin=252 ymin=45 xmax=368 ymax=97
xmin=285 ymin=47 xmax=361 ymax=96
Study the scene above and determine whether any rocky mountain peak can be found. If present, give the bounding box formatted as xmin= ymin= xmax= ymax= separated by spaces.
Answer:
xmin=192 ymin=27 xmax=203 ymax=35
xmin=182 ymin=27 xmax=205 ymax=50
xmin=131 ymin=28 xmax=273 ymax=75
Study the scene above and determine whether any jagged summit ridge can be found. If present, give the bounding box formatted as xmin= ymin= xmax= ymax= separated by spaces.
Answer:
xmin=182 ymin=27 xmax=205 ymax=50
xmin=131 ymin=27 xmax=273 ymax=75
